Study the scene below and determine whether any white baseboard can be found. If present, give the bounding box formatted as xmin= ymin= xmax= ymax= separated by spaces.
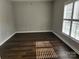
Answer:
xmin=52 ymin=31 xmax=79 ymax=55
xmin=0 ymin=30 xmax=52 ymax=46
xmin=0 ymin=32 xmax=16 ymax=46
xmin=1 ymin=30 xmax=79 ymax=55
xmin=16 ymin=30 xmax=52 ymax=33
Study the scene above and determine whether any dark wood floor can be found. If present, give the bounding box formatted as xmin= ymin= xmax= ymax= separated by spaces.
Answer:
xmin=0 ymin=32 xmax=79 ymax=59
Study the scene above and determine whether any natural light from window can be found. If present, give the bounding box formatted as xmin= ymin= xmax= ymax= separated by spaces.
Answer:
xmin=62 ymin=0 xmax=79 ymax=40
xmin=62 ymin=20 xmax=71 ymax=35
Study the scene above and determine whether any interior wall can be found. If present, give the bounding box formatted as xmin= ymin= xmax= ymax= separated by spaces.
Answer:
xmin=12 ymin=2 xmax=52 ymax=32
xmin=0 ymin=0 xmax=15 ymax=45
xmin=52 ymin=0 xmax=79 ymax=54
xmin=11 ymin=0 xmax=53 ymax=2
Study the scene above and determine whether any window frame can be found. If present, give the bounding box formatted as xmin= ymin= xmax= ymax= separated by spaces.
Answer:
xmin=62 ymin=0 xmax=79 ymax=41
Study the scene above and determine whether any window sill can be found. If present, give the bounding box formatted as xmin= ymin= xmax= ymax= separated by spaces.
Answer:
xmin=62 ymin=32 xmax=79 ymax=44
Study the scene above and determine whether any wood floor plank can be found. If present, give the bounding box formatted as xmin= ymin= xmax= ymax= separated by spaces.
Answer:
xmin=0 ymin=32 xmax=79 ymax=59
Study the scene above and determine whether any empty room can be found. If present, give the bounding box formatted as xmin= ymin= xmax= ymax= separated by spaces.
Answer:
xmin=0 ymin=0 xmax=79 ymax=59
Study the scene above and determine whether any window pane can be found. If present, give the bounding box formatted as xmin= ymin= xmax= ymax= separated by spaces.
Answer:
xmin=71 ymin=21 xmax=79 ymax=40
xmin=62 ymin=20 xmax=71 ymax=35
xmin=73 ymin=0 xmax=79 ymax=19
xmin=64 ymin=2 xmax=73 ymax=19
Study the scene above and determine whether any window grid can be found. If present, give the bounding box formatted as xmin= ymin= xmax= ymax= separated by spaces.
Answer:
xmin=69 ymin=0 xmax=75 ymax=36
xmin=63 ymin=0 xmax=79 ymax=40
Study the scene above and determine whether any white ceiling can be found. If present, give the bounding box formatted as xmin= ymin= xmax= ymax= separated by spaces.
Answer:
xmin=11 ymin=0 xmax=54 ymax=2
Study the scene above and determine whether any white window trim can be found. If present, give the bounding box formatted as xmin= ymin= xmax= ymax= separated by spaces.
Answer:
xmin=62 ymin=32 xmax=79 ymax=43
xmin=62 ymin=0 xmax=79 ymax=42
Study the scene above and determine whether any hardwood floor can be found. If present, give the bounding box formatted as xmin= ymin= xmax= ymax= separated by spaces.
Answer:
xmin=0 ymin=32 xmax=79 ymax=59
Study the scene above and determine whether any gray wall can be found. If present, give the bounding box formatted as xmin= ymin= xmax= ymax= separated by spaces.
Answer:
xmin=52 ymin=0 xmax=79 ymax=54
xmin=0 ymin=0 xmax=15 ymax=45
xmin=13 ymin=2 xmax=52 ymax=32
xmin=11 ymin=0 xmax=53 ymax=2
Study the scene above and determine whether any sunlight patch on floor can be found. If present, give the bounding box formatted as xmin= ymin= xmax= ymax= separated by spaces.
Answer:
xmin=36 ymin=41 xmax=58 ymax=59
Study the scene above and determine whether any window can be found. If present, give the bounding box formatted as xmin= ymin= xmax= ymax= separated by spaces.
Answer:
xmin=62 ymin=0 xmax=79 ymax=40
xmin=62 ymin=20 xmax=71 ymax=35
xmin=71 ymin=21 xmax=79 ymax=40
xmin=73 ymin=0 xmax=79 ymax=19
xmin=64 ymin=2 xmax=73 ymax=19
